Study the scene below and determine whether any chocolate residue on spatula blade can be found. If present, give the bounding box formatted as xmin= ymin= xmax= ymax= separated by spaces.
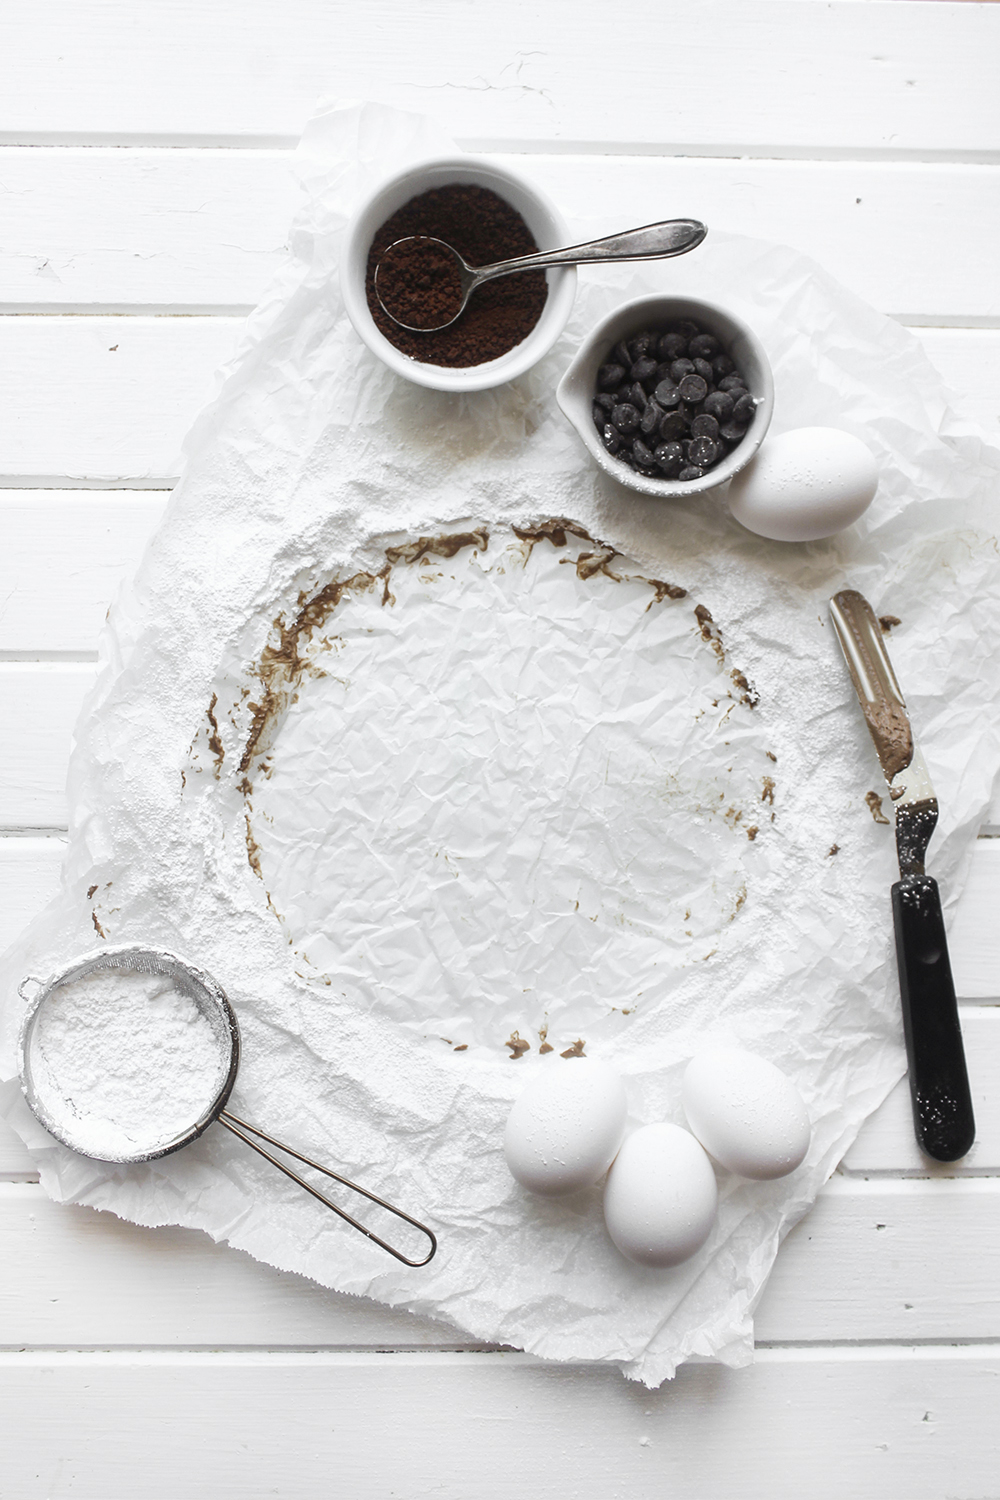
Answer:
xmin=862 ymin=699 xmax=913 ymax=784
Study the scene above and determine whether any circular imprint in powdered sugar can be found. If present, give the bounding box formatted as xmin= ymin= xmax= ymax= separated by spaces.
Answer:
xmin=241 ymin=524 xmax=775 ymax=1056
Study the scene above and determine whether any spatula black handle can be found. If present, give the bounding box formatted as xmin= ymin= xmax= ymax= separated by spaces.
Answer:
xmin=891 ymin=874 xmax=975 ymax=1162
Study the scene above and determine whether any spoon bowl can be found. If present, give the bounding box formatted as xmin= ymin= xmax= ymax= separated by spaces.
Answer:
xmin=374 ymin=236 xmax=472 ymax=331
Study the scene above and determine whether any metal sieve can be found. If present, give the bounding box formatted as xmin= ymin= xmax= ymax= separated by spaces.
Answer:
xmin=17 ymin=944 xmax=436 ymax=1267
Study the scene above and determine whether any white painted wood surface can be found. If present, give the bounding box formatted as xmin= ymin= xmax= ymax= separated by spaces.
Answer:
xmin=3 ymin=148 xmax=1000 ymax=322
xmin=2 ymin=0 xmax=997 ymax=152
xmin=2 ymin=3 xmax=999 ymax=1493
xmin=2 ymin=1348 xmax=998 ymax=1500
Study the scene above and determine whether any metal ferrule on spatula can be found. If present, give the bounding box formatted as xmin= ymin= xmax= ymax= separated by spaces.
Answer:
xmin=828 ymin=590 xmax=938 ymax=877
xmin=829 ymin=588 xmax=975 ymax=1163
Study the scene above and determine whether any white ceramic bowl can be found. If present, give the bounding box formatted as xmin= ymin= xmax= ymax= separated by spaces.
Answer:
xmin=556 ymin=295 xmax=774 ymax=499
xmin=340 ymin=156 xmax=577 ymax=393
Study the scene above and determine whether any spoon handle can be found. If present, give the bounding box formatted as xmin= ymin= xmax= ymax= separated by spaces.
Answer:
xmin=475 ymin=218 xmax=707 ymax=284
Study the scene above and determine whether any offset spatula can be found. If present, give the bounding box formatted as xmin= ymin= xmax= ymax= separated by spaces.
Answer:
xmin=830 ymin=589 xmax=975 ymax=1162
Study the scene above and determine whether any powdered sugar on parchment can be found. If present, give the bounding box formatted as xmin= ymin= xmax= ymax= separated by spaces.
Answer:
xmin=2 ymin=101 xmax=1000 ymax=1387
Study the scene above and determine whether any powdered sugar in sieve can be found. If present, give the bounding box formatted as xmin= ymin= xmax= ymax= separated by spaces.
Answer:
xmin=18 ymin=945 xmax=435 ymax=1266
xmin=26 ymin=965 xmax=229 ymax=1160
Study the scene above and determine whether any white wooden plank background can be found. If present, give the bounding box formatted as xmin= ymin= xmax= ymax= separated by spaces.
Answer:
xmin=1 ymin=1349 xmax=998 ymax=1500
xmin=2 ymin=2 xmax=999 ymax=1493
xmin=3 ymin=149 xmax=1000 ymax=323
xmin=2 ymin=0 xmax=998 ymax=154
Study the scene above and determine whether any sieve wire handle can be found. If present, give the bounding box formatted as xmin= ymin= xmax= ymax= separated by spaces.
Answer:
xmin=217 ymin=1111 xmax=437 ymax=1268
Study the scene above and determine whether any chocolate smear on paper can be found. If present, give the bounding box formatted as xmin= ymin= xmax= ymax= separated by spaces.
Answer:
xmin=385 ymin=529 xmax=488 ymax=566
xmin=694 ymin=604 xmax=757 ymax=705
xmin=206 ymin=693 xmax=225 ymax=774
xmin=514 ymin=518 xmax=686 ymax=607
xmin=695 ymin=604 xmax=724 ymax=663
xmin=235 ymin=530 xmax=493 ymax=777
xmin=512 ymin=518 xmax=593 ymax=556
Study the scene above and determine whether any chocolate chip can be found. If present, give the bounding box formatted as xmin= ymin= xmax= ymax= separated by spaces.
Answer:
xmin=670 ymin=358 xmax=695 ymax=383
xmin=598 ymin=363 xmax=626 ymax=391
xmin=657 ymin=332 xmax=687 ymax=361
xmin=611 ymin=403 xmax=640 ymax=433
xmin=678 ymin=465 xmax=705 ymax=481
xmin=630 ymin=356 xmax=658 ymax=386
xmin=688 ymin=435 xmax=720 ymax=467
xmin=689 ymin=333 xmax=719 ymax=359
xmin=653 ymin=380 xmax=681 ymax=408
xmin=654 ymin=441 xmax=684 ymax=475
xmin=640 ymin=400 xmax=663 ymax=436
xmin=732 ymin=392 xmax=756 ymax=424
xmin=690 ymin=413 xmax=720 ymax=440
xmin=658 ymin=409 xmax=687 ymax=440
xmin=677 ymin=374 xmax=708 ymax=403
xmin=703 ymin=391 xmax=734 ymax=422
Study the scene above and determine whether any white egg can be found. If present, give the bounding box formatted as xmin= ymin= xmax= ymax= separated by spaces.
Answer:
xmin=727 ymin=426 xmax=878 ymax=541
xmin=503 ymin=1059 xmax=627 ymax=1197
xmin=682 ymin=1048 xmax=811 ymax=1180
xmin=602 ymin=1122 xmax=718 ymax=1268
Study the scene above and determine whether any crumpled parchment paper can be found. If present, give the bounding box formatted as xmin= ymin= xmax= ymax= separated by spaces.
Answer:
xmin=3 ymin=101 xmax=1000 ymax=1386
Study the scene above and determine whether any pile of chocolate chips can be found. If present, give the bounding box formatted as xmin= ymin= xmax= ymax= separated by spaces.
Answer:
xmin=593 ymin=319 xmax=755 ymax=481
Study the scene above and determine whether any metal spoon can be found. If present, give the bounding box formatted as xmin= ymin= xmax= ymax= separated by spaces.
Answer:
xmin=373 ymin=217 xmax=708 ymax=332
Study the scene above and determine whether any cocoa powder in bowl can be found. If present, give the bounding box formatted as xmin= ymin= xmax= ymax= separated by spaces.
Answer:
xmin=365 ymin=183 xmax=548 ymax=368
